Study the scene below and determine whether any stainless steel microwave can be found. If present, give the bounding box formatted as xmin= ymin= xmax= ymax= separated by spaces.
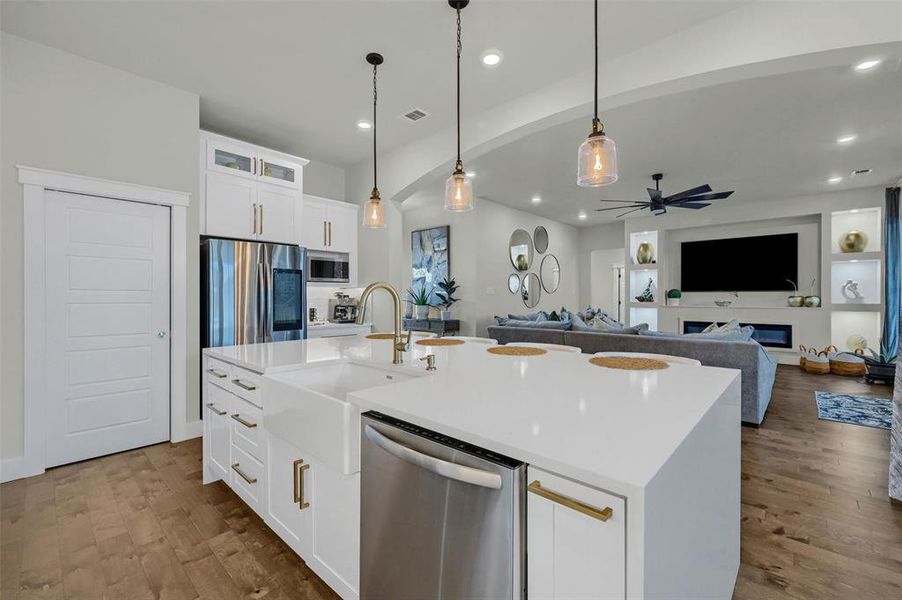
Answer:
xmin=307 ymin=250 xmax=350 ymax=283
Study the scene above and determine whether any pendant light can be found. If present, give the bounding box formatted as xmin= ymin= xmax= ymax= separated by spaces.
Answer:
xmin=363 ymin=52 xmax=385 ymax=228
xmin=577 ymin=0 xmax=618 ymax=187
xmin=445 ymin=0 xmax=474 ymax=212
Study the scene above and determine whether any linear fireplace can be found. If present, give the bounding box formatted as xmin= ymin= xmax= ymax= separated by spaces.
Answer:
xmin=683 ymin=321 xmax=793 ymax=349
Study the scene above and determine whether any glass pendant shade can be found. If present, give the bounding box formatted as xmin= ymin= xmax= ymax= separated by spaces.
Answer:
xmin=444 ymin=170 xmax=474 ymax=212
xmin=362 ymin=192 xmax=385 ymax=229
xmin=577 ymin=133 xmax=618 ymax=187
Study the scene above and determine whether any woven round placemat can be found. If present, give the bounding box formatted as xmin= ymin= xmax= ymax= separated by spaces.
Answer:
xmin=366 ymin=333 xmax=396 ymax=340
xmin=416 ymin=338 xmax=465 ymax=347
xmin=487 ymin=346 xmax=547 ymax=356
xmin=589 ymin=356 xmax=669 ymax=370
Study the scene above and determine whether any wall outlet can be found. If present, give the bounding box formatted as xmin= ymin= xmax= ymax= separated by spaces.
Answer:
xmin=485 ymin=287 xmax=496 ymax=295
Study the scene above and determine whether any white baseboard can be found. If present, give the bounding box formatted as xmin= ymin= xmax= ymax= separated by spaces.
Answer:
xmin=172 ymin=419 xmax=203 ymax=443
xmin=0 ymin=456 xmax=44 ymax=484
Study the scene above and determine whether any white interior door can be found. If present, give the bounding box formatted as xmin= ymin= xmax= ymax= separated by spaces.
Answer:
xmin=44 ymin=191 xmax=171 ymax=467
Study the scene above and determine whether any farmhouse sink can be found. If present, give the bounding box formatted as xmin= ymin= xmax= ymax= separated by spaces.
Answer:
xmin=263 ymin=361 xmax=422 ymax=474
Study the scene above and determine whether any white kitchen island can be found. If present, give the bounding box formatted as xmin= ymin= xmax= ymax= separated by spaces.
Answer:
xmin=203 ymin=334 xmax=740 ymax=600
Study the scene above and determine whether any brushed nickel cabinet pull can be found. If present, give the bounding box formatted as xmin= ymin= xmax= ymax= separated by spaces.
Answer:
xmin=528 ymin=480 xmax=613 ymax=522
xmin=230 ymin=413 xmax=257 ymax=429
xmin=232 ymin=378 xmax=257 ymax=391
xmin=207 ymin=368 xmax=227 ymax=379
xmin=293 ymin=458 xmax=303 ymax=503
xmin=297 ymin=461 xmax=310 ymax=510
xmin=231 ymin=463 xmax=257 ymax=484
xmin=205 ymin=403 xmax=226 ymax=416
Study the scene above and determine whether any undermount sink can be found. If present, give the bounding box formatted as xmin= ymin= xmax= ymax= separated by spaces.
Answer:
xmin=263 ymin=361 xmax=422 ymax=474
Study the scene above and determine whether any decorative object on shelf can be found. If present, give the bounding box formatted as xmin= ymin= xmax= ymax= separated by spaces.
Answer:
xmin=521 ymin=272 xmax=542 ymax=308
xmin=785 ymin=279 xmax=804 ymax=307
xmin=487 ymin=346 xmax=547 ymax=357
xmin=714 ymin=300 xmax=732 ymax=307
xmin=435 ymin=277 xmax=459 ymax=320
xmin=363 ymin=52 xmax=386 ymax=229
xmin=666 ymin=289 xmax=682 ymax=306
xmin=534 ymin=226 xmax=549 ymax=254
xmin=540 ymin=254 xmax=561 ymax=294
xmin=509 ymin=229 xmax=533 ymax=271
xmin=507 ymin=273 xmax=520 ymax=294
xmin=838 ymin=230 xmax=868 ymax=253
xmin=840 ymin=279 xmax=866 ymax=303
xmin=803 ymin=278 xmax=821 ymax=307
xmin=444 ymin=0 xmax=474 ymax=212
xmin=576 ymin=0 xmax=618 ymax=187
xmin=411 ymin=225 xmax=449 ymax=305
xmin=224 ymin=161 xmax=241 ymax=169
xmin=406 ymin=284 xmax=432 ymax=320
xmin=263 ymin=165 xmax=272 ymax=177
xmin=634 ymin=278 xmax=656 ymax=303
xmin=635 ymin=241 xmax=655 ymax=264
xmin=597 ymin=173 xmax=733 ymax=218
xmin=862 ymin=343 xmax=897 ymax=384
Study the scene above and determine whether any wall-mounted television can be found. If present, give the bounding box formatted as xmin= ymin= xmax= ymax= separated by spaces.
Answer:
xmin=680 ymin=233 xmax=798 ymax=292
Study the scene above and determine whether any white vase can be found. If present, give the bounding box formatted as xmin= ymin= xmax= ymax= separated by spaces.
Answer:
xmin=414 ymin=305 xmax=429 ymax=319
xmin=668 ymin=298 xmax=680 ymax=306
xmin=440 ymin=309 xmax=452 ymax=320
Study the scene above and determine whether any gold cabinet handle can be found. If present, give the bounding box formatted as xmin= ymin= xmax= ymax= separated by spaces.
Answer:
xmin=231 ymin=463 xmax=257 ymax=484
xmin=323 ymin=220 xmax=327 ymax=247
xmin=231 ymin=413 xmax=257 ymax=428
xmin=232 ymin=378 xmax=257 ymax=391
xmin=207 ymin=368 xmax=227 ymax=379
xmin=206 ymin=402 xmax=226 ymax=416
xmin=327 ymin=221 xmax=332 ymax=246
xmin=297 ymin=460 xmax=310 ymax=510
xmin=259 ymin=203 xmax=264 ymax=236
xmin=253 ymin=203 xmax=258 ymax=234
xmin=293 ymin=459 xmax=302 ymax=503
xmin=252 ymin=157 xmax=257 ymax=175
xmin=528 ymin=480 xmax=613 ymax=522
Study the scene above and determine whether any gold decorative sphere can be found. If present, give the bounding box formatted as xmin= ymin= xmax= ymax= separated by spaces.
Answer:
xmin=636 ymin=242 xmax=655 ymax=264
xmin=839 ymin=230 xmax=868 ymax=253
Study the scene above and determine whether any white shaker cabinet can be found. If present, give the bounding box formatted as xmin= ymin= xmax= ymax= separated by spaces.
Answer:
xmin=527 ymin=466 xmax=626 ymax=600
xmin=301 ymin=194 xmax=358 ymax=254
xmin=256 ymin=182 xmax=298 ymax=244
xmin=203 ymin=381 xmax=232 ymax=482
xmin=265 ymin=432 xmax=309 ymax=558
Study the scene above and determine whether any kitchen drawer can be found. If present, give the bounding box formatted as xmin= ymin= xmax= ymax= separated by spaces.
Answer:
xmin=229 ymin=366 xmax=262 ymax=407
xmin=205 ymin=357 xmax=232 ymax=390
xmin=230 ymin=443 xmax=264 ymax=512
xmin=231 ymin=394 xmax=264 ymax=462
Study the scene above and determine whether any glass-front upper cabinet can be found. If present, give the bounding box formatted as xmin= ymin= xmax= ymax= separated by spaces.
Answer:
xmin=204 ymin=134 xmax=305 ymax=189
xmin=207 ymin=140 xmax=256 ymax=179
xmin=259 ymin=151 xmax=300 ymax=188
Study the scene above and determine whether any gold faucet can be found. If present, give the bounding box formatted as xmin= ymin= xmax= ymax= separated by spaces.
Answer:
xmin=357 ymin=282 xmax=410 ymax=364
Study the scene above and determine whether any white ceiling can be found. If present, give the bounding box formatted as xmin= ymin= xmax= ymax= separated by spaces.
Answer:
xmin=405 ymin=60 xmax=902 ymax=225
xmin=0 ymin=0 xmax=746 ymax=166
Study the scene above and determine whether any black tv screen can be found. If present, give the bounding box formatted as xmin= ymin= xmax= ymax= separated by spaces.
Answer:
xmin=681 ymin=233 xmax=798 ymax=292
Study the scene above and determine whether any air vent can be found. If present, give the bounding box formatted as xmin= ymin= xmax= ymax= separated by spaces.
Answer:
xmin=851 ymin=168 xmax=873 ymax=177
xmin=401 ymin=108 xmax=430 ymax=122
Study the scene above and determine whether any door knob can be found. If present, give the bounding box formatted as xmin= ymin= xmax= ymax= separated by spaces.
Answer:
xmin=157 ymin=330 xmax=167 ymax=338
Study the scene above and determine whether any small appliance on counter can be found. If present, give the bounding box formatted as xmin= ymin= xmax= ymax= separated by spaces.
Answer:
xmin=328 ymin=291 xmax=359 ymax=323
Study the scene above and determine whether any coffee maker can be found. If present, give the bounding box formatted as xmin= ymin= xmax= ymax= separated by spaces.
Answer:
xmin=328 ymin=292 xmax=359 ymax=323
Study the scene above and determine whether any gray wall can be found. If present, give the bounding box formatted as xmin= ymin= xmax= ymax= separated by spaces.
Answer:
xmin=578 ymin=222 xmax=626 ymax=308
xmin=0 ymin=34 xmax=201 ymax=459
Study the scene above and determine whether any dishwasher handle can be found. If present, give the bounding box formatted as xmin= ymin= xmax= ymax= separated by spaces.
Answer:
xmin=365 ymin=424 xmax=502 ymax=490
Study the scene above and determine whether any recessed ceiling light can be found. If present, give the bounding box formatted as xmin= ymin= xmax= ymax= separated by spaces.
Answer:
xmin=854 ymin=59 xmax=881 ymax=71
xmin=481 ymin=49 xmax=503 ymax=67
xmin=531 ymin=195 xmax=541 ymax=204
xmin=356 ymin=120 xmax=373 ymax=130
xmin=578 ymin=211 xmax=587 ymax=220
xmin=837 ymin=134 xmax=857 ymax=145
xmin=828 ymin=176 xmax=843 ymax=184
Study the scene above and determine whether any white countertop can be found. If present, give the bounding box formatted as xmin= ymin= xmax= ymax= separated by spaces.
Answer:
xmin=205 ymin=336 xmax=740 ymax=492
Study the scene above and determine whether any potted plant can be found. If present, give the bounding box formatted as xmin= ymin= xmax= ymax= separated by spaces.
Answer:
xmin=862 ymin=343 xmax=897 ymax=384
xmin=435 ymin=277 xmax=459 ymax=320
xmin=666 ymin=289 xmax=682 ymax=306
xmin=406 ymin=284 xmax=432 ymax=320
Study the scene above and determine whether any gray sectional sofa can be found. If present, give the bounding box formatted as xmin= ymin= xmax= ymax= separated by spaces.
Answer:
xmin=487 ymin=325 xmax=777 ymax=425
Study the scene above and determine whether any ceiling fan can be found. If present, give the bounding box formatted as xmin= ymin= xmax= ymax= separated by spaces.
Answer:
xmin=595 ymin=173 xmax=733 ymax=218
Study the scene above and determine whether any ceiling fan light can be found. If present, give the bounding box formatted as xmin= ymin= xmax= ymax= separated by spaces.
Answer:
xmin=577 ymin=133 xmax=618 ymax=187
xmin=444 ymin=167 xmax=474 ymax=212
xmin=363 ymin=190 xmax=385 ymax=229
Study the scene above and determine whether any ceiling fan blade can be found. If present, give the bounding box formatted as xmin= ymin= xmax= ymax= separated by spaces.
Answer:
xmin=595 ymin=204 xmax=647 ymax=212
xmin=669 ymin=191 xmax=733 ymax=203
xmin=673 ymin=202 xmax=711 ymax=209
xmin=663 ymin=184 xmax=712 ymax=203
xmin=597 ymin=199 xmax=645 ymax=203
xmin=616 ymin=206 xmax=648 ymax=218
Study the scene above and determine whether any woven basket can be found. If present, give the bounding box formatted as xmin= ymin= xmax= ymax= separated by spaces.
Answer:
xmin=798 ymin=345 xmax=817 ymax=369
xmin=803 ymin=351 xmax=830 ymax=375
xmin=829 ymin=349 xmax=866 ymax=377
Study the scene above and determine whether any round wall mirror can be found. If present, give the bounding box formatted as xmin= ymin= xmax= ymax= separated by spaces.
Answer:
xmin=509 ymin=229 xmax=533 ymax=271
xmin=507 ymin=273 xmax=520 ymax=294
xmin=521 ymin=272 xmax=542 ymax=308
xmin=540 ymin=254 xmax=561 ymax=293
xmin=534 ymin=226 xmax=549 ymax=254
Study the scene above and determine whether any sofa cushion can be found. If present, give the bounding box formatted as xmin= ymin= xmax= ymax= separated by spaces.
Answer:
xmin=496 ymin=318 xmax=572 ymax=330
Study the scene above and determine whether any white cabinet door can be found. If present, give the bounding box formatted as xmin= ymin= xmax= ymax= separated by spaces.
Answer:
xmin=257 ymin=182 xmax=298 ymax=244
xmin=301 ymin=197 xmax=329 ymax=251
xmin=207 ymin=139 xmax=257 ymax=180
xmin=326 ymin=203 xmax=358 ymax=254
xmin=205 ymin=171 xmax=256 ymax=240
xmin=265 ymin=433 xmax=308 ymax=557
xmin=204 ymin=385 xmax=231 ymax=481
xmin=258 ymin=150 xmax=302 ymax=189
xmin=527 ymin=467 xmax=626 ymax=600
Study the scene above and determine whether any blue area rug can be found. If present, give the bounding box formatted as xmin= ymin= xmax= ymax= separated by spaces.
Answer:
xmin=814 ymin=391 xmax=892 ymax=430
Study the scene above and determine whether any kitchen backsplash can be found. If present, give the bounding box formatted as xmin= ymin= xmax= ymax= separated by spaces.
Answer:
xmin=307 ymin=286 xmax=364 ymax=321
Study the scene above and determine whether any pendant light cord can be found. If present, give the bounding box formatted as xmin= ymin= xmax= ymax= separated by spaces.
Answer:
xmin=372 ymin=62 xmax=378 ymax=191
xmin=593 ymin=0 xmax=599 ymax=128
xmin=456 ymin=6 xmax=462 ymax=165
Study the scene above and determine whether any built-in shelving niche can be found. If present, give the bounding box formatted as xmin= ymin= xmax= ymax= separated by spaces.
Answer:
xmin=831 ymin=310 xmax=882 ymax=353
xmin=628 ymin=230 xmax=659 ymax=330
xmin=630 ymin=307 xmax=658 ymax=332
xmin=831 ymin=207 xmax=881 ymax=255
xmin=830 ymin=258 xmax=881 ymax=307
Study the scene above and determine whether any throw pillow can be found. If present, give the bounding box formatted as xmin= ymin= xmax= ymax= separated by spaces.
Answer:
xmin=701 ymin=322 xmax=720 ymax=333
xmin=507 ymin=311 xmax=547 ymax=321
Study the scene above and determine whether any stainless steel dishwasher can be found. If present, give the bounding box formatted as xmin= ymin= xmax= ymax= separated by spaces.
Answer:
xmin=360 ymin=411 xmax=525 ymax=600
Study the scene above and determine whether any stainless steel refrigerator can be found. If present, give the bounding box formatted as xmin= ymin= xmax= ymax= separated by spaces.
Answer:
xmin=201 ymin=236 xmax=307 ymax=349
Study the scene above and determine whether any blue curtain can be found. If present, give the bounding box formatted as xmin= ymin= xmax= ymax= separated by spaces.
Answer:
xmin=884 ymin=186 xmax=900 ymax=360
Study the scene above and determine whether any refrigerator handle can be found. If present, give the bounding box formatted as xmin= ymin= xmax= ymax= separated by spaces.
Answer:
xmin=256 ymin=261 xmax=266 ymax=343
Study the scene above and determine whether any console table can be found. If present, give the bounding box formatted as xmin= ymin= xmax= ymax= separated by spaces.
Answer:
xmin=403 ymin=318 xmax=460 ymax=336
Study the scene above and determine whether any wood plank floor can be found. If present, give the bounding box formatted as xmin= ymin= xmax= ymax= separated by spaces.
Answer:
xmin=1 ymin=365 xmax=898 ymax=599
